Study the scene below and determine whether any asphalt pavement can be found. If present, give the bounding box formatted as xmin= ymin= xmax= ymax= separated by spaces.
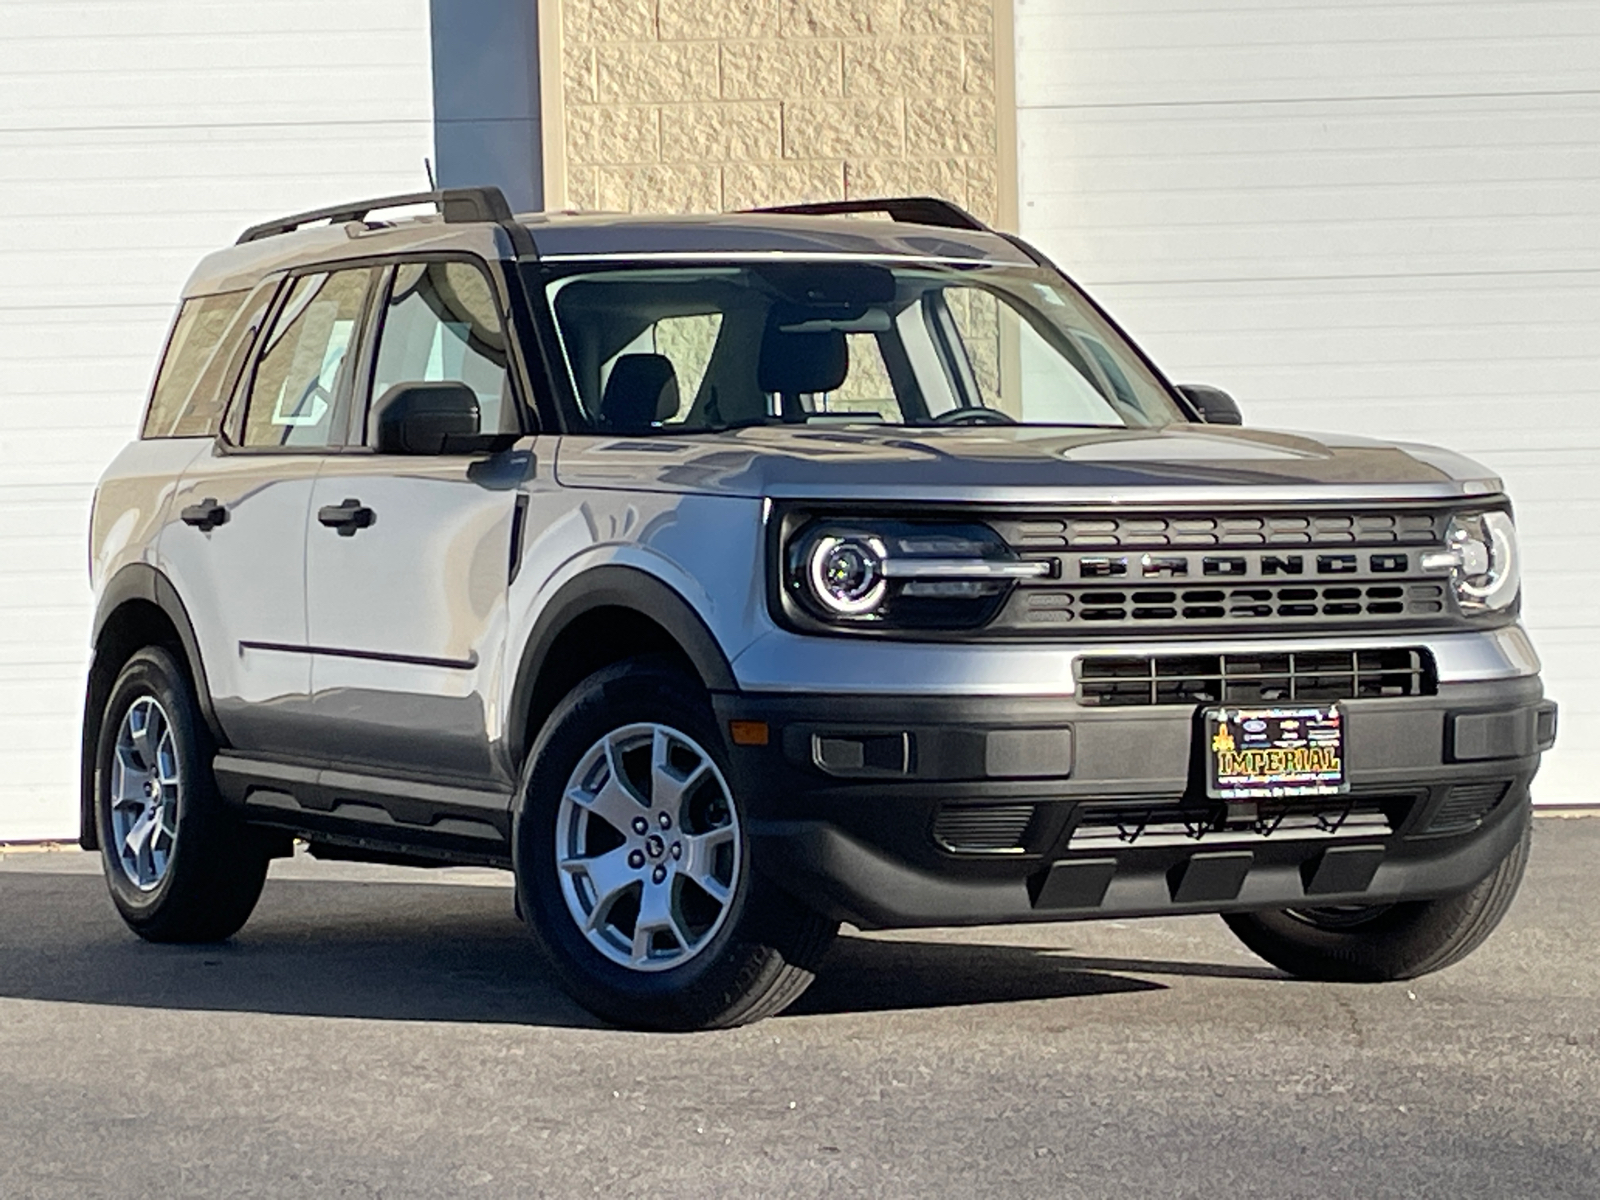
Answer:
xmin=1 ymin=816 xmax=1596 ymax=1199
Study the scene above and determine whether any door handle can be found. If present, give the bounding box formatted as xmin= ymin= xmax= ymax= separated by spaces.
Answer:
xmin=180 ymin=498 xmax=228 ymax=531
xmin=317 ymin=498 xmax=375 ymax=537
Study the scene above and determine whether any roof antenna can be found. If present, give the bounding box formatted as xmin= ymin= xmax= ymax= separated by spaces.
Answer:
xmin=424 ymin=157 xmax=437 ymax=190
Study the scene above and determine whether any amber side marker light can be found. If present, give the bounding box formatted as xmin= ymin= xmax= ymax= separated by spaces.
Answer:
xmin=729 ymin=720 xmax=770 ymax=746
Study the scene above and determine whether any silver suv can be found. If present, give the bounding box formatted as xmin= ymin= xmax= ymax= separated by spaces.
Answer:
xmin=84 ymin=188 xmax=1557 ymax=1029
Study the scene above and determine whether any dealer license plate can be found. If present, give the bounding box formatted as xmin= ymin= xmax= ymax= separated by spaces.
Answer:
xmin=1205 ymin=705 xmax=1348 ymax=800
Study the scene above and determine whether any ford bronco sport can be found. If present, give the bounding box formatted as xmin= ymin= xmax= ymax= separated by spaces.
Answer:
xmin=83 ymin=188 xmax=1556 ymax=1029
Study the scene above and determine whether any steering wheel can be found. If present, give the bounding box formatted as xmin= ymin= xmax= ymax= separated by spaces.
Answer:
xmin=288 ymin=376 xmax=334 ymax=419
xmin=931 ymin=406 xmax=1016 ymax=426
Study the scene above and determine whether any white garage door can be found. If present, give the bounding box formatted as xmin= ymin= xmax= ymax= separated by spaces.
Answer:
xmin=0 ymin=1 xmax=435 ymax=840
xmin=1016 ymin=0 xmax=1600 ymax=806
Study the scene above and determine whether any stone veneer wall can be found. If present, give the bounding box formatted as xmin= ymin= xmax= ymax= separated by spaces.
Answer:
xmin=541 ymin=0 xmax=1013 ymax=225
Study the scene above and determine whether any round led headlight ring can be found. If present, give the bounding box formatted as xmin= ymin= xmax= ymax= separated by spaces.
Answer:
xmin=807 ymin=534 xmax=888 ymax=617
xmin=1451 ymin=510 xmax=1520 ymax=613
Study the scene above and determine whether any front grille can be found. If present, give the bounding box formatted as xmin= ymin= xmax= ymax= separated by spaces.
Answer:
xmin=988 ymin=505 xmax=1464 ymax=636
xmin=1427 ymin=781 xmax=1511 ymax=834
xmin=1034 ymin=582 xmax=1446 ymax=626
xmin=1070 ymin=796 xmax=1401 ymax=850
xmin=1077 ymin=648 xmax=1434 ymax=707
xmin=1000 ymin=509 xmax=1442 ymax=551
xmin=932 ymin=804 xmax=1035 ymax=853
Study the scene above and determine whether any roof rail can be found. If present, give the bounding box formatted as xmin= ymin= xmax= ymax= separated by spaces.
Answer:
xmin=236 ymin=186 xmax=535 ymax=255
xmin=747 ymin=196 xmax=990 ymax=232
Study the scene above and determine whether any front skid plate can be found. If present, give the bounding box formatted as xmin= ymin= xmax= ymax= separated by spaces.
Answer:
xmin=750 ymin=801 xmax=1528 ymax=930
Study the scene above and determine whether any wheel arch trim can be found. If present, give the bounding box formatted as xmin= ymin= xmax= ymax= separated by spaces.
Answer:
xmin=505 ymin=564 xmax=737 ymax=768
xmin=81 ymin=563 xmax=220 ymax=850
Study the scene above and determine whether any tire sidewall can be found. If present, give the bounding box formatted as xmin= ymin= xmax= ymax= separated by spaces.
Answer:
xmin=96 ymin=646 xmax=212 ymax=920
xmin=514 ymin=662 xmax=768 ymax=1024
xmin=1225 ymin=806 xmax=1533 ymax=981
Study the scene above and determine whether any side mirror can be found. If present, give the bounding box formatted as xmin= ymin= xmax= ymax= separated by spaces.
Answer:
xmin=1178 ymin=384 xmax=1243 ymax=426
xmin=372 ymin=381 xmax=516 ymax=455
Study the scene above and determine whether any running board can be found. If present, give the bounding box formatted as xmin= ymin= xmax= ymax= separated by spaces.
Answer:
xmin=212 ymin=753 xmax=514 ymax=866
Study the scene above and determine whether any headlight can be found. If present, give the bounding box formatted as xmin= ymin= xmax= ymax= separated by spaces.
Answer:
xmin=1423 ymin=510 xmax=1520 ymax=614
xmin=787 ymin=520 xmax=1049 ymax=627
xmin=807 ymin=533 xmax=889 ymax=616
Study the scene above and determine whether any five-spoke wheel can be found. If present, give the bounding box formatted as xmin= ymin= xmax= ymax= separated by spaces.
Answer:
xmin=516 ymin=659 xmax=837 ymax=1030
xmin=556 ymin=723 xmax=740 ymax=971
xmin=95 ymin=646 xmax=271 ymax=942
xmin=108 ymin=696 xmax=181 ymax=891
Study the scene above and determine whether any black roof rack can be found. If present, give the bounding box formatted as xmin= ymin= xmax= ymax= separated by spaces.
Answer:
xmin=236 ymin=186 xmax=535 ymax=255
xmin=747 ymin=196 xmax=990 ymax=233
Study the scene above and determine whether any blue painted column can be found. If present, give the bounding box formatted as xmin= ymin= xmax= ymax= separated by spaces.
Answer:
xmin=430 ymin=0 xmax=543 ymax=212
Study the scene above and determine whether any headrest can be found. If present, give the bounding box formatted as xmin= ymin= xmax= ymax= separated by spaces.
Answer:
xmin=600 ymin=353 xmax=680 ymax=431
xmin=758 ymin=327 xmax=847 ymax=396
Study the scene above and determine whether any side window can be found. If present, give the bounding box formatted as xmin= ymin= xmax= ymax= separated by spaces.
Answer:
xmin=144 ymin=290 xmax=251 ymax=438
xmin=369 ymin=260 xmax=513 ymax=439
xmin=242 ymin=269 xmax=375 ymax=449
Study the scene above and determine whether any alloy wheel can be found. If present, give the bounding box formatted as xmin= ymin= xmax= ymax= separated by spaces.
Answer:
xmin=554 ymin=722 xmax=741 ymax=972
xmin=109 ymin=695 xmax=180 ymax=891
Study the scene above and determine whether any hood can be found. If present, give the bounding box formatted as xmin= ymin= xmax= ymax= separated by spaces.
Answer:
xmin=553 ymin=424 xmax=1503 ymax=505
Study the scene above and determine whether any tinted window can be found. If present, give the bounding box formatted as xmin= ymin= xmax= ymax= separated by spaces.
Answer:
xmin=369 ymin=260 xmax=513 ymax=441
xmin=144 ymin=291 xmax=252 ymax=438
xmin=242 ymin=269 xmax=375 ymax=449
xmin=543 ymin=263 xmax=1183 ymax=433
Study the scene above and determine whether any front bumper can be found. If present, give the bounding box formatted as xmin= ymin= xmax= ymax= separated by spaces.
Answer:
xmin=714 ymin=676 xmax=1556 ymax=929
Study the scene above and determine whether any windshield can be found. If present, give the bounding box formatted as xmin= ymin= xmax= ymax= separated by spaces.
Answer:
xmin=538 ymin=260 xmax=1187 ymax=434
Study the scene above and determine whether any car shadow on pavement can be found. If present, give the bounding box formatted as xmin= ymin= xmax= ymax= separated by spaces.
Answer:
xmin=793 ymin=936 xmax=1279 ymax=1015
xmin=0 ymin=869 xmax=1279 ymax=1027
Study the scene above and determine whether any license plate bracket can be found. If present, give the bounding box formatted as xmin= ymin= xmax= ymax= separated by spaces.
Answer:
xmin=1205 ymin=705 xmax=1348 ymax=800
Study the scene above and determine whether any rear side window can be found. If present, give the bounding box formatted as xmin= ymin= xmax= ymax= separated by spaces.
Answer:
xmin=143 ymin=291 xmax=254 ymax=438
xmin=241 ymin=268 xmax=376 ymax=449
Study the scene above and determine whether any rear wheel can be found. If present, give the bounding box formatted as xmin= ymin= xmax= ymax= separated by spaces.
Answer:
xmin=1223 ymin=811 xmax=1531 ymax=982
xmin=514 ymin=660 xmax=836 ymax=1030
xmin=95 ymin=646 xmax=270 ymax=942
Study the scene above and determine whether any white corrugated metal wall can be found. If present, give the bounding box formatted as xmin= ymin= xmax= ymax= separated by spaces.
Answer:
xmin=1015 ymin=0 xmax=1600 ymax=805
xmin=0 ymin=1 xmax=435 ymax=839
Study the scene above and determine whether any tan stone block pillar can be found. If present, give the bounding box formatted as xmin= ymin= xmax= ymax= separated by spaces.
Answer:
xmin=539 ymin=0 xmax=1018 ymax=229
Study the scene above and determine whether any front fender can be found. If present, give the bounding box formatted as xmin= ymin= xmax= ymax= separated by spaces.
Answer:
xmin=503 ymin=564 xmax=738 ymax=769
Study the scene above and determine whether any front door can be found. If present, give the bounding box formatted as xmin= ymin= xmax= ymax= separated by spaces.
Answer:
xmin=303 ymin=258 xmax=529 ymax=785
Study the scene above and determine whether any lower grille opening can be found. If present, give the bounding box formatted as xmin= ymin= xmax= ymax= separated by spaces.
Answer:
xmin=1069 ymin=795 xmax=1407 ymax=850
xmin=1427 ymin=781 xmax=1511 ymax=834
xmin=1077 ymin=648 xmax=1435 ymax=707
xmin=933 ymin=804 xmax=1036 ymax=854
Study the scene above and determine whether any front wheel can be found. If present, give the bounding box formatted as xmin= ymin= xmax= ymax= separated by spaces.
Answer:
xmin=514 ymin=660 xmax=837 ymax=1030
xmin=1223 ymin=811 xmax=1532 ymax=982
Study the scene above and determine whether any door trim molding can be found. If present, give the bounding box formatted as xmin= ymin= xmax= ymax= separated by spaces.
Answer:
xmin=239 ymin=640 xmax=478 ymax=670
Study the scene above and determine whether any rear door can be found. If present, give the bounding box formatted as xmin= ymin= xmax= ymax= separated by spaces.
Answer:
xmin=302 ymin=257 xmax=529 ymax=784
xmin=161 ymin=266 xmax=377 ymax=755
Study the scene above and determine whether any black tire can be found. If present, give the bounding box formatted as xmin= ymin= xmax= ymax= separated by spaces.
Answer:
xmin=514 ymin=658 xmax=837 ymax=1031
xmin=1223 ymin=810 xmax=1532 ymax=983
xmin=94 ymin=646 xmax=270 ymax=942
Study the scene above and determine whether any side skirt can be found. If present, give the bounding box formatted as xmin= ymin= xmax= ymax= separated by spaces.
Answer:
xmin=212 ymin=753 xmax=515 ymax=869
